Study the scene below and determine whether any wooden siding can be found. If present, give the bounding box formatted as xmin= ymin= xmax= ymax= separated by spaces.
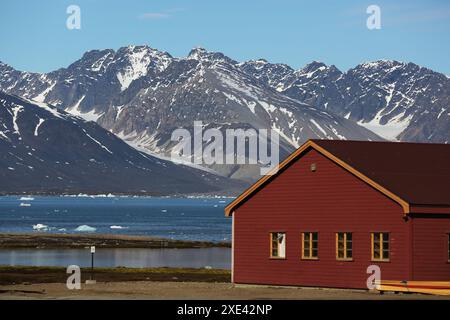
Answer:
xmin=233 ymin=148 xmax=410 ymax=289
xmin=412 ymin=215 xmax=450 ymax=281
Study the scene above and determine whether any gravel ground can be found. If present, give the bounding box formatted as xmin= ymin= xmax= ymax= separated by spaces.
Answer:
xmin=1 ymin=281 xmax=449 ymax=300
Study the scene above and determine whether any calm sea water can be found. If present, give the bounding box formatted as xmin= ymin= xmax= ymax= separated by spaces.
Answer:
xmin=0 ymin=196 xmax=233 ymax=242
xmin=0 ymin=196 xmax=233 ymax=268
xmin=0 ymin=248 xmax=231 ymax=269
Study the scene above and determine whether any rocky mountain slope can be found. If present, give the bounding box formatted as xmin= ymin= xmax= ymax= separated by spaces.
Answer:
xmin=0 ymin=91 xmax=243 ymax=195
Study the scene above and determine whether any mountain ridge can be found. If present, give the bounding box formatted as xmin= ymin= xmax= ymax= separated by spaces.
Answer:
xmin=1 ymin=45 xmax=448 ymax=181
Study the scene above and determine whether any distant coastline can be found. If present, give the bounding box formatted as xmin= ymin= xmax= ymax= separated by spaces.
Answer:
xmin=0 ymin=192 xmax=237 ymax=199
xmin=0 ymin=233 xmax=231 ymax=249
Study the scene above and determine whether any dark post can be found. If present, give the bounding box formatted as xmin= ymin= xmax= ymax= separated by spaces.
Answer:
xmin=90 ymin=246 xmax=95 ymax=281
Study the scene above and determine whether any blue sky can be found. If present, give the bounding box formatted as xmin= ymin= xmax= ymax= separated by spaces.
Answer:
xmin=1 ymin=0 xmax=449 ymax=74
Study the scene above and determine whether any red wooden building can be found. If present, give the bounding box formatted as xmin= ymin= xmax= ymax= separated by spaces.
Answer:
xmin=225 ymin=139 xmax=450 ymax=290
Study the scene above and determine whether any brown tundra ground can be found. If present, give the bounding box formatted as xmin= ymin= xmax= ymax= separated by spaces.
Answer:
xmin=0 ymin=266 xmax=449 ymax=300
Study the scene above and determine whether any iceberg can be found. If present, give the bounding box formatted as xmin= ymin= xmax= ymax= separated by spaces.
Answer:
xmin=20 ymin=197 xmax=35 ymax=201
xmin=33 ymin=223 xmax=49 ymax=231
xmin=74 ymin=225 xmax=97 ymax=232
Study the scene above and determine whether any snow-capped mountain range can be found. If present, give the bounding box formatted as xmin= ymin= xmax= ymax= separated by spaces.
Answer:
xmin=1 ymin=44 xmax=448 ymax=182
xmin=241 ymin=59 xmax=450 ymax=143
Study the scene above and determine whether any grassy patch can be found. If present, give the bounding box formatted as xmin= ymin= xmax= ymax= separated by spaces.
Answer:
xmin=0 ymin=266 xmax=231 ymax=285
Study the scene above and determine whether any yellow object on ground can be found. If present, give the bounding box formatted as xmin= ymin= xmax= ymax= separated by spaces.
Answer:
xmin=376 ymin=280 xmax=450 ymax=296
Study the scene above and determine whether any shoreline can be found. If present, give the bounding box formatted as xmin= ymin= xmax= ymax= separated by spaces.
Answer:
xmin=0 ymin=233 xmax=231 ymax=249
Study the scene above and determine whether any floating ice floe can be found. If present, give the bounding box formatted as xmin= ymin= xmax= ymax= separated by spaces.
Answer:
xmin=110 ymin=225 xmax=128 ymax=229
xmin=19 ymin=203 xmax=31 ymax=207
xmin=33 ymin=224 xmax=49 ymax=231
xmin=74 ymin=225 xmax=97 ymax=232
xmin=19 ymin=197 xmax=34 ymax=201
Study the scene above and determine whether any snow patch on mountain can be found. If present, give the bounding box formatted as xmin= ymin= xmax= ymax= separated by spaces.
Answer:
xmin=34 ymin=118 xmax=45 ymax=136
xmin=24 ymin=98 xmax=65 ymax=120
xmin=90 ymin=51 xmax=113 ymax=72
xmin=33 ymin=82 xmax=56 ymax=102
xmin=358 ymin=111 xmax=414 ymax=141
xmin=116 ymin=48 xmax=151 ymax=91
xmin=11 ymin=105 xmax=23 ymax=136
xmin=67 ymin=95 xmax=104 ymax=122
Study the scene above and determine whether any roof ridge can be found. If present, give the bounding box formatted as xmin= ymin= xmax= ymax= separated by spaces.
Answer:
xmin=310 ymin=139 xmax=450 ymax=147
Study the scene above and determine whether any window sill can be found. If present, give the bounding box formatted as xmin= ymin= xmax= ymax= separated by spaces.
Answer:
xmin=371 ymin=259 xmax=390 ymax=263
xmin=269 ymin=257 xmax=286 ymax=260
xmin=336 ymin=258 xmax=354 ymax=262
xmin=301 ymin=257 xmax=319 ymax=261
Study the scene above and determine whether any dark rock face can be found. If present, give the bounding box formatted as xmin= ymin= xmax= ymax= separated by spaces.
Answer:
xmin=0 ymin=91 xmax=244 ymax=195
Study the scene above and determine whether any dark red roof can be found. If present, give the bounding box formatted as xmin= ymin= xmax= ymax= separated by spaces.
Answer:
xmin=312 ymin=139 xmax=450 ymax=207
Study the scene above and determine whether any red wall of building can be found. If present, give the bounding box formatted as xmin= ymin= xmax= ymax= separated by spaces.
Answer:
xmin=233 ymin=148 xmax=411 ymax=289
xmin=412 ymin=215 xmax=450 ymax=281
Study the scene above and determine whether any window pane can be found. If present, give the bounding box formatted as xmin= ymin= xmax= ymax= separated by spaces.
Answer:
xmin=278 ymin=233 xmax=286 ymax=258
xmin=374 ymin=240 xmax=380 ymax=252
xmin=271 ymin=233 xmax=278 ymax=257
xmin=337 ymin=233 xmax=344 ymax=259
xmin=312 ymin=233 xmax=318 ymax=257
xmin=312 ymin=238 xmax=318 ymax=250
xmin=374 ymin=233 xmax=380 ymax=243
xmin=303 ymin=233 xmax=310 ymax=257
xmin=272 ymin=246 xmax=278 ymax=257
xmin=373 ymin=233 xmax=380 ymax=259
xmin=304 ymin=233 xmax=310 ymax=242
xmin=373 ymin=250 xmax=380 ymax=259
xmin=383 ymin=249 xmax=389 ymax=259
xmin=304 ymin=246 xmax=310 ymax=257
xmin=347 ymin=233 xmax=352 ymax=259
xmin=382 ymin=233 xmax=389 ymax=260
